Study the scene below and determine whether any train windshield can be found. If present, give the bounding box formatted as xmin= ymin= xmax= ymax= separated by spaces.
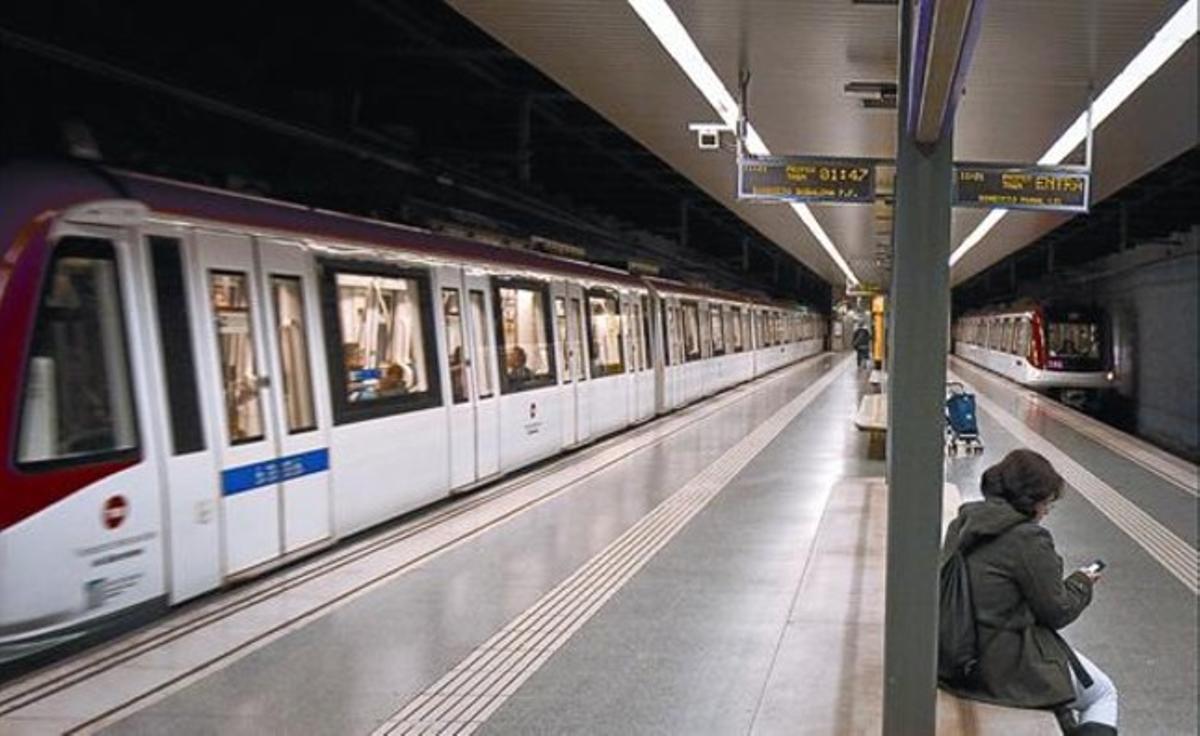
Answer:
xmin=1046 ymin=322 xmax=1101 ymax=359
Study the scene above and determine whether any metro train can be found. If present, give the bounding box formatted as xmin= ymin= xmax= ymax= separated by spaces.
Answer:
xmin=0 ymin=160 xmax=827 ymax=661
xmin=952 ymin=302 xmax=1115 ymax=407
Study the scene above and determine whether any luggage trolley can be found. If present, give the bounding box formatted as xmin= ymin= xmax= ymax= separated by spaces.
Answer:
xmin=945 ymin=382 xmax=984 ymax=456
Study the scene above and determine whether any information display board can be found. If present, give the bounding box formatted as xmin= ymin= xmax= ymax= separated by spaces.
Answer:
xmin=953 ymin=164 xmax=1090 ymax=212
xmin=738 ymin=156 xmax=876 ymax=204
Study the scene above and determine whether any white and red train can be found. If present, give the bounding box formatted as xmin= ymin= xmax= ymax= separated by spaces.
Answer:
xmin=952 ymin=302 xmax=1114 ymax=405
xmin=0 ymin=160 xmax=827 ymax=661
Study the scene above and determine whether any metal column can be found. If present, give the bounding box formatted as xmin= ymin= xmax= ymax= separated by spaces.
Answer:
xmin=882 ymin=4 xmax=953 ymax=733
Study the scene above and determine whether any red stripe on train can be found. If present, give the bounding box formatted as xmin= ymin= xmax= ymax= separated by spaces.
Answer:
xmin=0 ymin=217 xmax=138 ymax=531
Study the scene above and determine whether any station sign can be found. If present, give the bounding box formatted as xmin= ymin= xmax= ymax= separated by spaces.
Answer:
xmin=738 ymin=156 xmax=876 ymax=204
xmin=953 ymin=164 xmax=1090 ymax=213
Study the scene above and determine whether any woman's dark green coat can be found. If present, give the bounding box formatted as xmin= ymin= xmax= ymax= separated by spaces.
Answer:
xmin=941 ymin=498 xmax=1093 ymax=708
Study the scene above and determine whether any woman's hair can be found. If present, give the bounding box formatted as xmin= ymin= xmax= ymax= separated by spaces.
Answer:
xmin=980 ymin=449 xmax=1064 ymax=516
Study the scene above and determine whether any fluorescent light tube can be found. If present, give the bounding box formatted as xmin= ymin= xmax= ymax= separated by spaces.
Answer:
xmin=628 ymin=0 xmax=860 ymax=285
xmin=951 ymin=0 xmax=1198 ymax=268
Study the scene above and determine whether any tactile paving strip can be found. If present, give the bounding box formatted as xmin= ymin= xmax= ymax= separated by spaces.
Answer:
xmin=372 ymin=357 xmax=855 ymax=735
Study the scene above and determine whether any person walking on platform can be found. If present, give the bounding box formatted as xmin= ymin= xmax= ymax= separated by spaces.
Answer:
xmin=940 ymin=449 xmax=1118 ymax=734
xmin=851 ymin=323 xmax=871 ymax=369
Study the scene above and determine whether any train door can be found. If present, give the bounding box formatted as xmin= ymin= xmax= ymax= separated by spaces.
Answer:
xmin=194 ymin=231 xmax=332 ymax=575
xmin=141 ymin=225 xmax=221 ymax=602
xmin=441 ymin=268 xmax=500 ymax=486
xmin=567 ymin=283 xmax=591 ymax=444
xmin=439 ymin=267 xmax=475 ymax=488
xmin=465 ymin=275 xmax=501 ymax=479
xmin=621 ymin=293 xmax=636 ymax=425
xmin=257 ymin=238 xmax=333 ymax=553
xmin=551 ymin=282 xmax=576 ymax=448
xmin=649 ymin=292 xmax=666 ymax=414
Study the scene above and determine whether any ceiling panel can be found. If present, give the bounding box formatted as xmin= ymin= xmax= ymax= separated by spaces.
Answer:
xmin=448 ymin=0 xmax=1197 ymax=289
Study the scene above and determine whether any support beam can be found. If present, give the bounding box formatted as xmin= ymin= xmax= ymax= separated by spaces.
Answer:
xmin=883 ymin=1 xmax=954 ymax=733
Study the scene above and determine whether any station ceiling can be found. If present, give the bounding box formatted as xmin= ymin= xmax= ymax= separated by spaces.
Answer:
xmin=448 ymin=0 xmax=1198 ymax=289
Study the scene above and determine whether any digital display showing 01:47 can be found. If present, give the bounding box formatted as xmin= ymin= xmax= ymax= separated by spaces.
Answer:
xmin=738 ymin=157 xmax=876 ymax=204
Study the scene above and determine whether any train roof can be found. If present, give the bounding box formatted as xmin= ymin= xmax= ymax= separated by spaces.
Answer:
xmin=959 ymin=300 xmax=1104 ymax=320
xmin=1 ymin=159 xmax=819 ymax=312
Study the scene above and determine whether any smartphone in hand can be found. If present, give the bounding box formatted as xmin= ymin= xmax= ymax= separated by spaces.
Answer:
xmin=1081 ymin=559 xmax=1106 ymax=576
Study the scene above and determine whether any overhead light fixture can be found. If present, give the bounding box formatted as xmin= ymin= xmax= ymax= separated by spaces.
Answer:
xmin=950 ymin=0 xmax=1198 ymax=267
xmin=628 ymin=0 xmax=860 ymax=285
xmin=844 ymin=81 xmax=899 ymax=109
xmin=626 ymin=0 xmax=740 ymax=128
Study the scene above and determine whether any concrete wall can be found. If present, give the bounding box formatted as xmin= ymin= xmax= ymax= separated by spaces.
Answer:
xmin=1083 ymin=228 xmax=1199 ymax=460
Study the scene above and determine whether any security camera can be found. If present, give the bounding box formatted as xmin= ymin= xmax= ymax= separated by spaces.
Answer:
xmin=688 ymin=122 xmax=733 ymax=151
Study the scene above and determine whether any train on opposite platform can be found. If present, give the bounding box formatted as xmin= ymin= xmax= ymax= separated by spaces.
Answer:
xmin=0 ymin=160 xmax=828 ymax=664
xmin=952 ymin=302 xmax=1115 ymax=408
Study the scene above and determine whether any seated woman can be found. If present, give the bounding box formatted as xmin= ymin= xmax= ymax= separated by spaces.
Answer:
xmin=941 ymin=449 xmax=1117 ymax=735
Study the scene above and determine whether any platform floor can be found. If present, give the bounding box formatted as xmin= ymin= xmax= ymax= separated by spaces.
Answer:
xmin=0 ymin=353 xmax=1195 ymax=735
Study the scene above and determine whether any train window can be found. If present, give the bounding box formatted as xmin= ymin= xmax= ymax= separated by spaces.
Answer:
xmin=730 ymin=307 xmax=743 ymax=352
xmin=570 ymin=297 xmax=586 ymax=381
xmin=681 ymin=301 xmax=701 ymax=361
xmin=495 ymin=280 xmax=556 ymax=392
xmin=630 ymin=301 xmax=644 ymax=372
xmin=320 ymin=264 xmax=441 ymax=424
xmin=337 ymin=272 xmax=430 ymax=399
xmin=1016 ymin=320 xmax=1032 ymax=357
xmin=271 ymin=276 xmax=318 ymax=433
xmin=664 ymin=304 xmax=677 ymax=366
xmin=470 ymin=290 xmax=495 ymax=397
xmin=443 ymin=289 xmax=469 ymax=403
xmin=555 ymin=297 xmax=571 ymax=383
xmin=710 ymin=305 xmax=725 ymax=356
xmin=210 ymin=271 xmax=266 ymax=444
xmin=1001 ymin=320 xmax=1015 ymax=354
xmin=587 ymin=289 xmax=625 ymax=377
xmin=149 ymin=236 xmax=205 ymax=455
xmin=674 ymin=307 xmax=686 ymax=364
xmin=17 ymin=238 xmax=139 ymax=466
xmin=641 ymin=295 xmax=652 ymax=367
xmin=1047 ymin=322 xmax=1101 ymax=359
xmin=626 ymin=301 xmax=641 ymax=372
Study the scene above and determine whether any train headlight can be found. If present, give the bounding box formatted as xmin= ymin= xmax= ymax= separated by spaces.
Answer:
xmin=1106 ymin=371 xmax=1115 ymax=381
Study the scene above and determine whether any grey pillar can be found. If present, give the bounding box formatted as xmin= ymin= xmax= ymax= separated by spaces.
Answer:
xmin=882 ymin=4 xmax=953 ymax=734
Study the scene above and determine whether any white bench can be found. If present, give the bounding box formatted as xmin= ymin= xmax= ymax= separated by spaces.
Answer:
xmin=868 ymin=369 xmax=887 ymax=390
xmin=854 ymin=393 xmax=888 ymax=459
